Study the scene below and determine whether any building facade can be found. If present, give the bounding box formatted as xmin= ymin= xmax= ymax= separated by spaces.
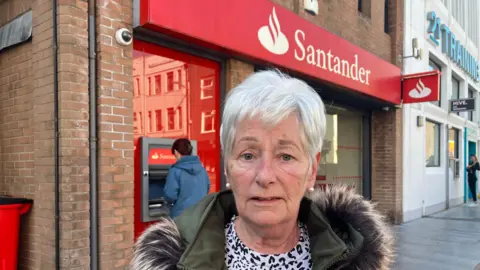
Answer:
xmin=0 ymin=0 xmax=403 ymax=268
xmin=402 ymin=0 xmax=480 ymax=222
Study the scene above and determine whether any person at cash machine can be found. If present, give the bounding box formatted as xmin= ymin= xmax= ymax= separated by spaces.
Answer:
xmin=163 ymin=138 xmax=210 ymax=218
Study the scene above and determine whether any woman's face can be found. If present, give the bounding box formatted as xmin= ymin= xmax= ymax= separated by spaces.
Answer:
xmin=226 ymin=115 xmax=320 ymax=227
xmin=471 ymin=156 xmax=476 ymax=163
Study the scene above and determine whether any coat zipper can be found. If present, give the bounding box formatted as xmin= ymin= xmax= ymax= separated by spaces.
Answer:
xmin=324 ymin=250 xmax=349 ymax=270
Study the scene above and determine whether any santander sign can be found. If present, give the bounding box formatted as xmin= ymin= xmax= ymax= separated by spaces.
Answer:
xmin=258 ymin=8 xmax=372 ymax=86
xmin=139 ymin=0 xmax=402 ymax=104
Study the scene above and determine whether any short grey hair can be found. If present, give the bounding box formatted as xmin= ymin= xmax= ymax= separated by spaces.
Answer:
xmin=220 ymin=70 xmax=326 ymax=163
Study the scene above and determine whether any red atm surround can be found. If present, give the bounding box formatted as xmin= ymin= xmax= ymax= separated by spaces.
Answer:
xmin=133 ymin=136 xmax=198 ymax=239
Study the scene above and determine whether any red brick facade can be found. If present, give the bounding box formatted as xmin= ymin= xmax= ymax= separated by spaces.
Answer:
xmin=0 ymin=0 xmax=403 ymax=269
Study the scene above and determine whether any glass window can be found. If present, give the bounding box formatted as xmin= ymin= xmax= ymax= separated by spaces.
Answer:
xmin=428 ymin=60 xmax=442 ymax=107
xmin=425 ymin=120 xmax=441 ymax=167
xmin=448 ymin=128 xmax=459 ymax=159
xmin=316 ymin=106 xmax=363 ymax=195
xmin=451 ymin=77 xmax=460 ymax=115
xmin=384 ymin=0 xmax=389 ymax=33
xmin=167 ymin=72 xmax=174 ymax=93
xmin=200 ymin=76 xmax=214 ymax=99
xmin=167 ymin=108 xmax=175 ymax=130
xmin=133 ymin=41 xmax=221 ymax=192
xmin=154 ymin=75 xmax=161 ymax=95
xmin=468 ymin=89 xmax=474 ymax=121
xmin=155 ymin=110 xmax=162 ymax=131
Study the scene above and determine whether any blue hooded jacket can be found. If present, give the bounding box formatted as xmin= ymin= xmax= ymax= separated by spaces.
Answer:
xmin=164 ymin=155 xmax=210 ymax=218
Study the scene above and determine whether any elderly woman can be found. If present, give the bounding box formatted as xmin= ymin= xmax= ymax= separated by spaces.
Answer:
xmin=131 ymin=70 xmax=394 ymax=270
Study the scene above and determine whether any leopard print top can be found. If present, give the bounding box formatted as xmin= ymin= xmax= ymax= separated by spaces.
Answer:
xmin=224 ymin=215 xmax=312 ymax=270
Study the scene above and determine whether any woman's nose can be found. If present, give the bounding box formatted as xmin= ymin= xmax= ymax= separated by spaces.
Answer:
xmin=255 ymin=156 xmax=275 ymax=187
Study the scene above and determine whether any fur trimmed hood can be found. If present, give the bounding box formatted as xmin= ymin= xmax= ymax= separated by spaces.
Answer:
xmin=131 ymin=185 xmax=395 ymax=270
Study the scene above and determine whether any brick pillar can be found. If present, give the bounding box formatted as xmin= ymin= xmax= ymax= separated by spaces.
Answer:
xmin=56 ymin=1 xmax=91 ymax=268
xmin=96 ymin=1 xmax=135 ymax=268
xmin=371 ymin=109 xmax=403 ymax=224
xmin=226 ymin=59 xmax=254 ymax=92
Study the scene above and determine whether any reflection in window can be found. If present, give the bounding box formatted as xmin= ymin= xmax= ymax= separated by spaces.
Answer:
xmin=133 ymin=42 xmax=220 ymax=192
xmin=148 ymin=111 xmax=152 ymax=132
xmin=177 ymin=106 xmax=183 ymax=130
xmin=148 ymin=77 xmax=152 ymax=96
xmin=167 ymin=72 xmax=174 ymax=92
xmin=155 ymin=110 xmax=162 ymax=131
xmin=155 ymin=75 xmax=161 ymax=95
xmin=201 ymin=111 xmax=215 ymax=133
xmin=135 ymin=77 xmax=140 ymax=97
xmin=133 ymin=112 xmax=138 ymax=133
xmin=167 ymin=108 xmax=175 ymax=130
xmin=200 ymin=76 xmax=214 ymax=99
xmin=428 ymin=60 xmax=442 ymax=107
xmin=425 ymin=120 xmax=441 ymax=167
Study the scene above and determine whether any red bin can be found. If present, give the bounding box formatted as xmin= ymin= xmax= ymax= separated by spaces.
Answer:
xmin=0 ymin=197 xmax=33 ymax=270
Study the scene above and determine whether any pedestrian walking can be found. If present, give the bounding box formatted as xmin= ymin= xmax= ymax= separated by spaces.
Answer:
xmin=163 ymin=138 xmax=211 ymax=218
xmin=466 ymin=154 xmax=479 ymax=206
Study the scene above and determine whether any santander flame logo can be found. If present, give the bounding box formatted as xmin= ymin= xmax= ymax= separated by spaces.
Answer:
xmin=408 ymin=79 xmax=432 ymax=99
xmin=258 ymin=7 xmax=289 ymax=55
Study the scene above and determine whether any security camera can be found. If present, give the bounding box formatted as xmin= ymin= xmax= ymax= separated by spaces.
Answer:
xmin=115 ymin=28 xmax=132 ymax=46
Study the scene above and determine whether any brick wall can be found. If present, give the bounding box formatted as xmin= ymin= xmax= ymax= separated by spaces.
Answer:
xmin=96 ymin=0 xmax=135 ymax=268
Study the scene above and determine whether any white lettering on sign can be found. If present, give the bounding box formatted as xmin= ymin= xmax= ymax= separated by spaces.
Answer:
xmin=294 ymin=29 xmax=371 ymax=85
xmin=452 ymin=100 xmax=467 ymax=106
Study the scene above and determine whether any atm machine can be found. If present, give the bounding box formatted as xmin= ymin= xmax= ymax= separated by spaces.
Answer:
xmin=134 ymin=137 xmax=197 ymax=239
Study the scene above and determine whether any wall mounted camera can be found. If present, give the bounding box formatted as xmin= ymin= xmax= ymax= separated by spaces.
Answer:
xmin=304 ymin=0 xmax=318 ymax=15
xmin=115 ymin=28 xmax=133 ymax=46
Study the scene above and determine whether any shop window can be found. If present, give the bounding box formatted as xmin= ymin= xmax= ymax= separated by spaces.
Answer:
xmin=167 ymin=72 xmax=174 ymax=93
xmin=134 ymin=40 xmax=221 ymax=192
xmin=451 ymin=76 xmax=460 ymax=115
xmin=167 ymin=108 xmax=175 ymax=130
xmin=317 ymin=106 xmax=364 ymax=195
xmin=468 ymin=88 xmax=475 ymax=121
xmin=448 ymin=128 xmax=460 ymax=177
xmin=425 ymin=120 xmax=441 ymax=167
xmin=201 ymin=76 xmax=214 ymax=99
xmin=155 ymin=110 xmax=163 ymax=131
xmin=201 ymin=111 xmax=215 ymax=133
xmin=428 ymin=60 xmax=442 ymax=107
xmin=155 ymin=74 xmax=161 ymax=95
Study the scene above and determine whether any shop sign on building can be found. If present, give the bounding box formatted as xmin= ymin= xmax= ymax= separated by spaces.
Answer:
xmin=427 ymin=11 xmax=479 ymax=81
xmin=450 ymin=98 xmax=475 ymax=113
xmin=402 ymin=70 xmax=441 ymax=104
xmin=136 ymin=0 xmax=402 ymax=104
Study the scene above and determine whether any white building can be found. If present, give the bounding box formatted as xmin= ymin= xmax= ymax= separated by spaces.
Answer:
xmin=403 ymin=0 xmax=480 ymax=222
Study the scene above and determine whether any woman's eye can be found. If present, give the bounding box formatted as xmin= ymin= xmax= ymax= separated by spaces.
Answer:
xmin=281 ymin=154 xmax=293 ymax=161
xmin=241 ymin=153 xmax=255 ymax=160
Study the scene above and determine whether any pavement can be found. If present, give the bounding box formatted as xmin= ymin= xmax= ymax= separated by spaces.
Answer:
xmin=393 ymin=203 xmax=480 ymax=270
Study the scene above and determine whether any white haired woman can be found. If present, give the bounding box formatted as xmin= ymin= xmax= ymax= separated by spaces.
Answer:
xmin=131 ymin=70 xmax=394 ymax=270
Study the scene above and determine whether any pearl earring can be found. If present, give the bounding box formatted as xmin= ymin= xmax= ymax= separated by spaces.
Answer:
xmin=309 ymin=187 xmax=314 ymax=192
xmin=226 ymin=183 xmax=231 ymax=189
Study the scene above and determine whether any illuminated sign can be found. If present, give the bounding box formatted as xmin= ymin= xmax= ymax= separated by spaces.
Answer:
xmin=427 ymin=11 xmax=479 ymax=81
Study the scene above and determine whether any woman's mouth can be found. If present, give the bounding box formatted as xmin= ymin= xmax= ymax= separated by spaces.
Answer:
xmin=251 ymin=197 xmax=282 ymax=202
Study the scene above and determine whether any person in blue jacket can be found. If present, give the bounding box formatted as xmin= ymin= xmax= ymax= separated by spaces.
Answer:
xmin=164 ymin=138 xmax=211 ymax=218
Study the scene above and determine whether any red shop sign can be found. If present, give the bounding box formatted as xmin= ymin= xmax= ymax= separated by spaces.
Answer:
xmin=137 ymin=0 xmax=402 ymax=104
xmin=148 ymin=148 xmax=176 ymax=165
xmin=402 ymin=71 xmax=441 ymax=104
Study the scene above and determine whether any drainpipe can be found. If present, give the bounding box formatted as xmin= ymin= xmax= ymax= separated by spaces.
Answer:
xmin=52 ymin=0 xmax=60 ymax=269
xmin=88 ymin=0 xmax=98 ymax=269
